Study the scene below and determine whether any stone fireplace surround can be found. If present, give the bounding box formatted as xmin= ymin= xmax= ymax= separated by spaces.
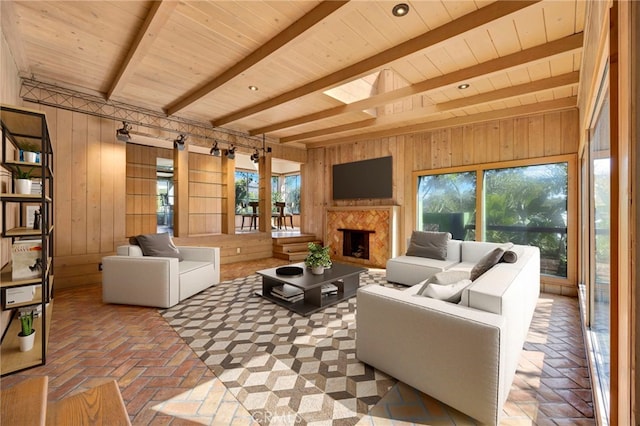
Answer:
xmin=325 ymin=206 xmax=400 ymax=268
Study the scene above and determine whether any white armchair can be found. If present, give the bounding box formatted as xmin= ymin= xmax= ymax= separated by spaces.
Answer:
xmin=102 ymin=245 xmax=220 ymax=308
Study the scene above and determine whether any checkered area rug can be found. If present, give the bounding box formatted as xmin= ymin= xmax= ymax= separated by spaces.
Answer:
xmin=161 ymin=271 xmax=396 ymax=425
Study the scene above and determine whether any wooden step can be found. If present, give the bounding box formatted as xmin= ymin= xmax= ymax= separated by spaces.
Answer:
xmin=1 ymin=376 xmax=48 ymax=426
xmin=273 ymin=241 xmax=321 ymax=254
xmin=271 ymin=234 xmax=318 ymax=245
xmin=273 ymin=251 xmax=308 ymax=261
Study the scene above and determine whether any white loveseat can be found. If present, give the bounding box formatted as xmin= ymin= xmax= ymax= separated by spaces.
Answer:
xmin=356 ymin=241 xmax=540 ymax=425
xmin=102 ymin=245 xmax=220 ymax=308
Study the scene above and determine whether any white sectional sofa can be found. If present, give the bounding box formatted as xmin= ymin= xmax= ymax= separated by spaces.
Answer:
xmin=102 ymin=244 xmax=220 ymax=308
xmin=356 ymin=240 xmax=540 ymax=425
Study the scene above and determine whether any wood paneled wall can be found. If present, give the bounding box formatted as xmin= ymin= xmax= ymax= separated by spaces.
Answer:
xmin=302 ymin=108 xmax=579 ymax=275
xmin=126 ymin=144 xmax=171 ymax=236
xmin=188 ymin=152 xmax=222 ymax=235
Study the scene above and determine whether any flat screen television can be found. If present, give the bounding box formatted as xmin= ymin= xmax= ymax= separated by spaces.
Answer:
xmin=332 ymin=156 xmax=393 ymax=200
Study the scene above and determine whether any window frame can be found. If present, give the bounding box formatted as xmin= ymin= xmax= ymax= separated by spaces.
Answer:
xmin=412 ymin=153 xmax=577 ymax=289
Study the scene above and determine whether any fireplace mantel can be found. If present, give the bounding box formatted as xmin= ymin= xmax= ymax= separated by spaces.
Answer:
xmin=325 ymin=206 xmax=400 ymax=268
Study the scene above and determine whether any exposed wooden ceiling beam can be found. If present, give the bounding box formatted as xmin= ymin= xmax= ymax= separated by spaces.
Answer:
xmin=213 ymin=0 xmax=541 ymax=126
xmin=255 ymin=34 xmax=583 ymax=136
xmin=107 ymin=0 xmax=177 ymax=100
xmin=166 ymin=1 xmax=349 ymax=116
xmin=305 ymin=97 xmax=577 ymax=148
xmin=436 ymin=71 xmax=579 ymax=111
xmin=280 ymin=72 xmax=580 ymax=143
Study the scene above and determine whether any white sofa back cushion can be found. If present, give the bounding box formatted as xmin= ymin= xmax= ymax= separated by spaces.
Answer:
xmin=117 ymin=245 xmax=143 ymax=256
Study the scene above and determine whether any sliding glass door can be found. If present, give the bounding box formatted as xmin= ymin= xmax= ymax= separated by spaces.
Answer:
xmin=589 ymin=90 xmax=611 ymax=416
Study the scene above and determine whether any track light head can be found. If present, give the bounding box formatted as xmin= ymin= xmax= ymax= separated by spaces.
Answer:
xmin=250 ymin=149 xmax=260 ymax=163
xmin=116 ymin=121 xmax=131 ymax=141
xmin=210 ymin=142 xmax=220 ymax=156
xmin=225 ymin=145 xmax=236 ymax=160
xmin=174 ymin=134 xmax=187 ymax=151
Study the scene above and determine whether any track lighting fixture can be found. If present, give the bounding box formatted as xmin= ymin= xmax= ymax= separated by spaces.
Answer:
xmin=210 ymin=141 xmax=220 ymax=156
xmin=116 ymin=121 xmax=131 ymax=141
xmin=174 ymin=134 xmax=187 ymax=151
xmin=225 ymin=145 xmax=236 ymax=160
xmin=250 ymin=149 xmax=260 ymax=163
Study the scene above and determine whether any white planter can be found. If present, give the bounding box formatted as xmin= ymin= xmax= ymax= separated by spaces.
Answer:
xmin=311 ymin=266 xmax=325 ymax=275
xmin=15 ymin=179 xmax=32 ymax=194
xmin=18 ymin=330 xmax=35 ymax=352
xmin=23 ymin=151 xmax=38 ymax=163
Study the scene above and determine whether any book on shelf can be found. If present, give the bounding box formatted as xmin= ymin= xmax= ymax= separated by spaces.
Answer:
xmin=30 ymin=178 xmax=42 ymax=195
xmin=270 ymin=291 xmax=304 ymax=303
xmin=321 ymin=283 xmax=338 ymax=294
xmin=11 ymin=239 xmax=43 ymax=280
xmin=271 ymin=284 xmax=303 ymax=298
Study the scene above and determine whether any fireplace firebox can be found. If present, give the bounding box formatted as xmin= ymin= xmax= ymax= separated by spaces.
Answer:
xmin=338 ymin=228 xmax=375 ymax=260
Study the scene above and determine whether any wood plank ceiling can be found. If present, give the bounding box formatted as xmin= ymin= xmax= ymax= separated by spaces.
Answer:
xmin=1 ymin=0 xmax=585 ymax=148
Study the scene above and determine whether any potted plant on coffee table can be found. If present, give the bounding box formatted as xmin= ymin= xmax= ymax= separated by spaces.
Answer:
xmin=17 ymin=307 xmax=35 ymax=352
xmin=304 ymin=242 xmax=331 ymax=275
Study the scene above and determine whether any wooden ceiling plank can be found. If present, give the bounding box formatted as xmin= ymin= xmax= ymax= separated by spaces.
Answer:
xmin=281 ymin=73 xmax=578 ymax=143
xmin=165 ymin=1 xmax=349 ymax=116
xmin=213 ymin=0 xmax=541 ymax=126
xmin=1 ymin=1 xmax=32 ymax=73
xmin=107 ymin=0 xmax=177 ymax=100
xmin=436 ymin=71 xmax=579 ymax=110
xmin=251 ymin=33 xmax=583 ymax=136
xmin=305 ymin=97 xmax=577 ymax=147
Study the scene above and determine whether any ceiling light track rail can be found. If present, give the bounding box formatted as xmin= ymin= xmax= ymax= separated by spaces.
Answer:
xmin=19 ymin=78 xmax=272 ymax=151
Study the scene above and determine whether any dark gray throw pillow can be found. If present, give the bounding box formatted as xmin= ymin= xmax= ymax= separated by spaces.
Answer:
xmin=405 ymin=231 xmax=452 ymax=260
xmin=134 ymin=232 xmax=182 ymax=261
xmin=501 ymin=250 xmax=518 ymax=263
xmin=470 ymin=247 xmax=505 ymax=281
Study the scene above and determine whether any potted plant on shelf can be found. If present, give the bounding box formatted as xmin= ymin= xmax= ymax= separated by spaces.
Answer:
xmin=19 ymin=142 xmax=40 ymax=163
xmin=17 ymin=307 xmax=35 ymax=352
xmin=14 ymin=166 xmax=34 ymax=194
xmin=304 ymin=242 xmax=331 ymax=275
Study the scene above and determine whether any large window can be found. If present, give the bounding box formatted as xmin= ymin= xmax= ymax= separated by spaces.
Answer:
xmin=589 ymin=91 xmax=611 ymax=415
xmin=283 ymin=174 xmax=301 ymax=214
xmin=417 ymin=172 xmax=476 ymax=240
xmin=484 ymin=164 xmax=568 ymax=277
xmin=416 ymin=158 xmax=571 ymax=279
xmin=235 ymin=170 xmax=259 ymax=214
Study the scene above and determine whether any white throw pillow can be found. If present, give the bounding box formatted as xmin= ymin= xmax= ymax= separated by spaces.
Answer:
xmin=421 ymin=279 xmax=472 ymax=303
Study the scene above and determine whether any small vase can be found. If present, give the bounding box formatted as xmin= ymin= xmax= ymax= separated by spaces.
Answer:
xmin=15 ymin=179 xmax=32 ymax=194
xmin=18 ymin=330 xmax=35 ymax=352
xmin=311 ymin=266 xmax=324 ymax=275
xmin=23 ymin=151 xmax=38 ymax=163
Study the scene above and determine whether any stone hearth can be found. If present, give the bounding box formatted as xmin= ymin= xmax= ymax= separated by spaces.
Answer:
xmin=326 ymin=206 xmax=400 ymax=268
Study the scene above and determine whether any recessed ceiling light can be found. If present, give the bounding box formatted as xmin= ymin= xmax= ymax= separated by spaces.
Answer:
xmin=392 ymin=3 xmax=410 ymax=17
xmin=457 ymin=83 xmax=470 ymax=90
xmin=248 ymin=85 xmax=259 ymax=91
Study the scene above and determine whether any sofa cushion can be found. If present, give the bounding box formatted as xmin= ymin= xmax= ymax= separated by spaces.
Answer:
xmin=406 ymin=231 xmax=451 ymax=260
xmin=470 ymin=247 xmax=505 ymax=281
xmin=386 ymin=255 xmax=460 ymax=286
xmin=419 ymin=279 xmax=472 ymax=303
xmin=134 ymin=232 xmax=182 ymax=260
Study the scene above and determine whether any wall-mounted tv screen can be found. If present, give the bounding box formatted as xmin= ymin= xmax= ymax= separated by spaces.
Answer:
xmin=332 ymin=156 xmax=393 ymax=200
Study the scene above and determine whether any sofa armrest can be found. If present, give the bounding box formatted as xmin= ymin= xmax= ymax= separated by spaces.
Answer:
xmin=177 ymin=246 xmax=220 ymax=285
xmin=356 ymin=284 xmax=506 ymax=425
xmin=102 ymin=256 xmax=180 ymax=308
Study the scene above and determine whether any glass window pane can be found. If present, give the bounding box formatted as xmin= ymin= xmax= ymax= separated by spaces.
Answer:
xmin=235 ymin=170 xmax=259 ymax=214
xmin=484 ymin=163 xmax=568 ymax=278
xmin=284 ymin=174 xmax=301 ymax=214
xmin=590 ymin=92 xmax=610 ymax=415
xmin=417 ymin=172 xmax=476 ymax=240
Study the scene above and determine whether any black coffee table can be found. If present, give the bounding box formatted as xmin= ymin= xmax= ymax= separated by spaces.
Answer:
xmin=256 ymin=262 xmax=366 ymax=316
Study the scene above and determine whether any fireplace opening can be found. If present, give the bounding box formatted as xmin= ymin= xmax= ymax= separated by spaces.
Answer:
xmin=338 ymin=228 xmax=375 ymax=260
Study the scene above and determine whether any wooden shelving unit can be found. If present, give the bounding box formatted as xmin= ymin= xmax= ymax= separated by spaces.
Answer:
xmin=0 ymin=104 xmax=54 ymax=376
